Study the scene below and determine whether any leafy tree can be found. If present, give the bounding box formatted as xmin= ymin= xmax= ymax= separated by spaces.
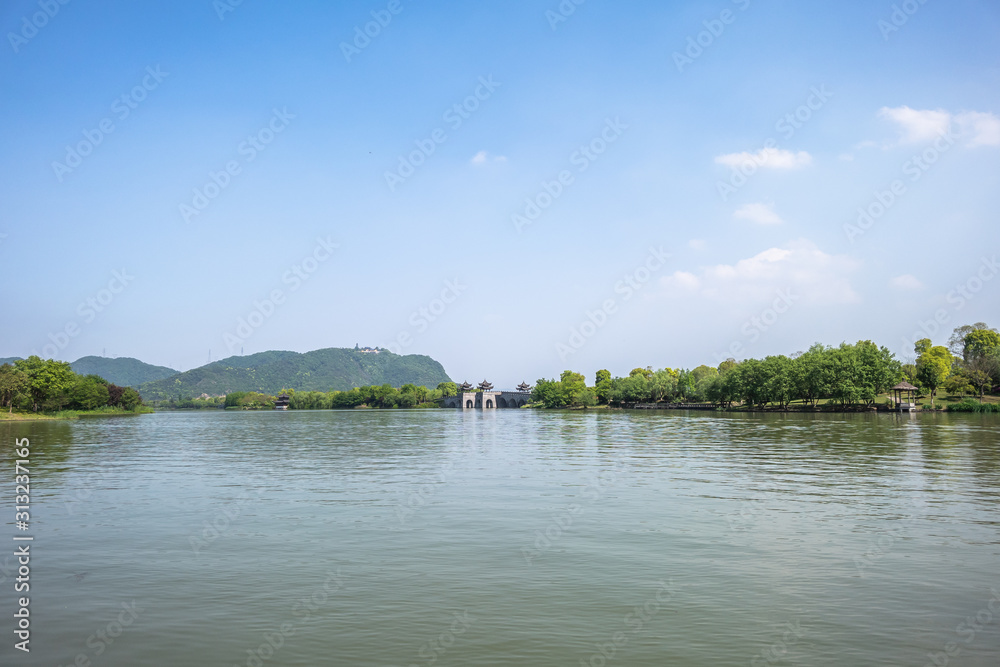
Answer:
xmin=963 ymin=329 xmax=1000 ymax=363
xmin=966 ymin=369 xmax=992 ymax=401
xmin=437 ymin=382 xmax=458 ymax=397
xmin=733 ymin=358 xmax=769 ymax=407
xmin=369 ymin=384 xmax=398 ymax=408
xmin=854 ymin=340 xmax=902 ymax=404
xmin=595 ymin=374 xmax=614 ymax=405
xmin=67 ymin=375 xmax=110 ymax=410
xmin=646 ymin=368 xmax=677 ymax=403
xmin=574 ymin=387 xmax=598 ymax=407
xmin=558 ymin=371 xmax=591 ymax=407
xmin=225 ymin=391 xmax=248 ymax=407
xmin=762 ymin=356 xmax=794 ymax=409
xmin=531 ymin=378 xmax=564 ymax=409
xmin=396 ymin=391 xmax=418 ymax=408
xmin=914 ymin=338 xmax=933 ymax=357
xmin=717 ymin=358 xmax=738 ymax=374
xmin=629 ymin=367 xmax=653 ymax=380
xmin=791 ymin=347 xmax=831 ymax=407
xmin=0 ymin=364 xmax=30 ymax=413
xmin=14 ymin=356 xmax=76 ymax=411
xmin=614 ymin=373 xmax=650 ymax=404
xmin=689 ymin=365 xmax=718 ymax=402
xmin=595 ymin=369 xmax=611 ymax=385
xmin=944 ymin=372 xmax=975 ymax=398
xmin=916 ymin=343 xmax=953 ymax=408
xmin=237 ymin=392 xmax=275 ymax=409
xmin=948 ymin=323 xmax=994 ymax=357
xmin=331 ymin=388 xmax=366 ymax=409
xmin=707 ymin=364 xmax=740 ymax=408
xmin=675 ymin=369 xmax=696 ymax=401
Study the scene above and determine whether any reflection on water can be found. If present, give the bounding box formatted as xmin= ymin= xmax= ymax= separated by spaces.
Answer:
xmin=1 ymin=410 xmax=999 ymax=666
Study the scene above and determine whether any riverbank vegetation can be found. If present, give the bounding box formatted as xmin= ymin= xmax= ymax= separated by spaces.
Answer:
xmin=0 ymin=356 xmax=146 ymax=417
xmin=533 ymin=324 xmax=1000 ymax=412
xmin=153 ymin=382 xmax=461 ymax=411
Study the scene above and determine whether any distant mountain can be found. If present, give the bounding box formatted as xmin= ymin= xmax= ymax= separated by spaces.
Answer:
xmin=138 ymin=348 xmax=452 ymax=400
xmin=0 ymin=357 xmax=21 ymax=366
xmin=71 ymin=356 xmax=178 ymax=387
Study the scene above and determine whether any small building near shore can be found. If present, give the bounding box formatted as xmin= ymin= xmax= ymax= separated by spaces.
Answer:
xmin=890 ymin=382 xmax=917 ymax=412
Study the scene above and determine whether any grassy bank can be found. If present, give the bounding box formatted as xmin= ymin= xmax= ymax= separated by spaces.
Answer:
xmin=0 ymin=406 xmax=153 ymax=420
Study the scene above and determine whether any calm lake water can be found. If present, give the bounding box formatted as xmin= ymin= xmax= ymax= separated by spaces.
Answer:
xmin=2 ymin=410 xmax=999 ymax=666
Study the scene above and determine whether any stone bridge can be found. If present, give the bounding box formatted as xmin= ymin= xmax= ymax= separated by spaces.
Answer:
xmin=441 ymin=390 xmax=532 ymax=410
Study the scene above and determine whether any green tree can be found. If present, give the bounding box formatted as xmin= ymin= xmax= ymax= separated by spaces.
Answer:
xmin=531 ymin=378 xmax=564 ymax=408
xmin=0 ymin=364 xmax=30 ymax=413
xmin=944 ymin=371 xmax=975 ymax=398
xmin=916 ymin=343 xmax=953 ymax=408
xmin=437 ymin=382 xmax=458 ymax=397
xmin=707 ymin=365 xmax=740 ymax=408
xmin=118 ymin=387 xmax=142 ymax=410
xmin=791 ymin=346 xmax=831 ymax=407
xmin=761 ymin=356 xmax=794 ymax=409
xmin=68 ymin=375 xmax=111 ymax=410
xmin=689 ymin=365 xmax=718 ymax=402
xmin=963 ymin=329 xmax=1000 ymax=363
xmin=14 ymin=356 xmax=77 ymax=411
xmin=649 ymin=368 xmax=679 ymax=403
xmin=595 ymin=372 xmax=614 ymax=405
xmin=614 ymin=373 xmax=650 ymax=404
xmin=966 ymin=369 xmax=992 ymax=401
xmin=948 ymin=322 xmax=994 ymax=357
xmin=854 ymin=340 xmax=902 ymax=404
xmin=717 ymin=358 xmax=738 ymax=374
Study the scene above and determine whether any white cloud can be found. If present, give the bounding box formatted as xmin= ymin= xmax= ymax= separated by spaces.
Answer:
xmin=890 ymin=274 xmax=923 ymax=290
xmin=734 ymin=202 xmax=783 ymax=225
xmin=879 ymin=106 xmax=1000 ymax=148
xmin=470 ymin=150 xmax=506 ymax=165
xmin=956 ymin=111 xmax=1000 ymax=147
xmin=714 ymin=148 xmax=812 ymax=170
xmin=658 ymin=239 xmax=860 ymax=305
xmin=879 ymin=106 xmax=951 ymax=144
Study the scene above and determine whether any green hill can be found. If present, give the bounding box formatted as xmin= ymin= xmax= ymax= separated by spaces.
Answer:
xmin=138 ymin=348 xmax=452 ymax=400
xmin=71 ymin=356 xmax=178 ymax=387
xmin=0 ymin=357 xmax=21 ymax=366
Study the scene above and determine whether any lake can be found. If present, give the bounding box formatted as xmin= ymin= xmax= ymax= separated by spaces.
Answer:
xmin=2 ymin=410 xmax=999 ymax=666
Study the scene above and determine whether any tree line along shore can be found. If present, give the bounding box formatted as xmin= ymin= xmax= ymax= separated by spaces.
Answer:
xmin=4 ymin=323 xmax=999 ymax=418
xmin=0 ymin=357 xmax=146 ymax=419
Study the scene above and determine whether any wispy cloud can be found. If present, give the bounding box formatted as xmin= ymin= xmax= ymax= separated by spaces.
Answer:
xmin=715 ymin=148 xmax=812 ymax=170
xmin=734 ymin=202 xmax=783 ymax=225
xmin=956 ymin=111 xmax=1000 ymax=147
xmin=879 ymin=106 xmax=1000 ymax=147
xmin=658 ymin=239 xmax=860 ymax=305
xmin=879 ymin=106 xmax=951 ymax=144
xmin=471 ymin=150 xmax=506 ymax=165
xmin=890 ymin=274 xmax=923 ymax=290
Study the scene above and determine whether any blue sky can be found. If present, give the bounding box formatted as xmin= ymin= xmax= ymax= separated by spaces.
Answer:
xmin=1 ymin=0 xmax=998 ymax=388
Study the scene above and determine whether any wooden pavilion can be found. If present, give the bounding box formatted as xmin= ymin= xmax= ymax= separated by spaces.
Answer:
xmin=890 ymin=381 xmax=917 ymax=412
